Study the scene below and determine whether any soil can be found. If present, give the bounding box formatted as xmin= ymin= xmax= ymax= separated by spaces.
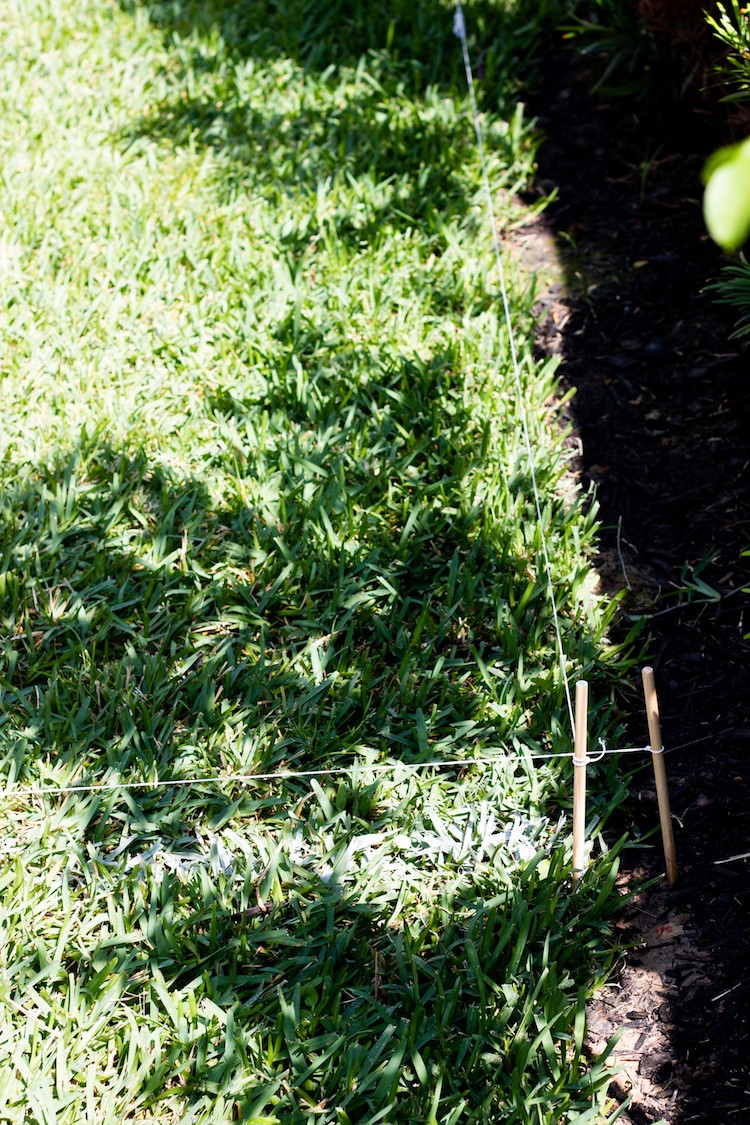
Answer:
xmin=520 ymin=50 xmax=750 ymax=1125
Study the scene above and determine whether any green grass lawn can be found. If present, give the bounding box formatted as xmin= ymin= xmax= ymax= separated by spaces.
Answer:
xmin=0 ymin=1 xmax=635 ymax=1121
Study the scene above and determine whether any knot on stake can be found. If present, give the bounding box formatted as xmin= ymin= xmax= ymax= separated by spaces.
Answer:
xmin=582 ymin=738 xmax=607 ymax=765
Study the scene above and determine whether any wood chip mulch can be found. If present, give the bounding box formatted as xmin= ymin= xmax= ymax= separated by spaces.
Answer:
xmin=521 ymin=47 xmax=750 ymax=1125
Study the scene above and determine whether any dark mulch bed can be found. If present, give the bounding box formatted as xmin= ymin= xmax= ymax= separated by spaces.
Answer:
xmin=525 ymin=50 xmax=750 ymax=1125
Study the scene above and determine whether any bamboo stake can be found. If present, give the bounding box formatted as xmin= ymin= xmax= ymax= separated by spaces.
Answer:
xmin=572 ymin=680 xmax=589 ymax=886
xmin=642 ymin=666 xmax=678 ymax=886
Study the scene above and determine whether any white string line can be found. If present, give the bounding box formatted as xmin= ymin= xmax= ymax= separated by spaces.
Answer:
xmin=1 ymin=744 xmax=656 ymax=802
xmin=453 ymin=3 xmax=576 ymax=740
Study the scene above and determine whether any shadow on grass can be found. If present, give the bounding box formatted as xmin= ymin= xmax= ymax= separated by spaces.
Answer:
xmin=140 ymin=850 xmax=624 ymax=1121
xmin=0 ymin=423 xmax=627 ymax=1118
xmin=0 ymin=397 xmax=588 ymax=807
xmin=118 ymin=0 xmax=562 ymax=243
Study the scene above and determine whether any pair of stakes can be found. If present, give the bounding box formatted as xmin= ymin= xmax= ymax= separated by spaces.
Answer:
xmin=572 ymin=666 xmax=678 ymax=886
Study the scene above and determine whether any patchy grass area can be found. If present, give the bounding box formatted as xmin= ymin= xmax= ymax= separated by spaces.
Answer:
xmin=0 ymin=1 xmax=633 ymax=1121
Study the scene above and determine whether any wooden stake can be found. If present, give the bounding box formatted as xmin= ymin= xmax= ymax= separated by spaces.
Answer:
xmin=572 ymin=680 xmax=589 ymax=886
xmin=642 ymin=666 xmax=678 ymax=886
